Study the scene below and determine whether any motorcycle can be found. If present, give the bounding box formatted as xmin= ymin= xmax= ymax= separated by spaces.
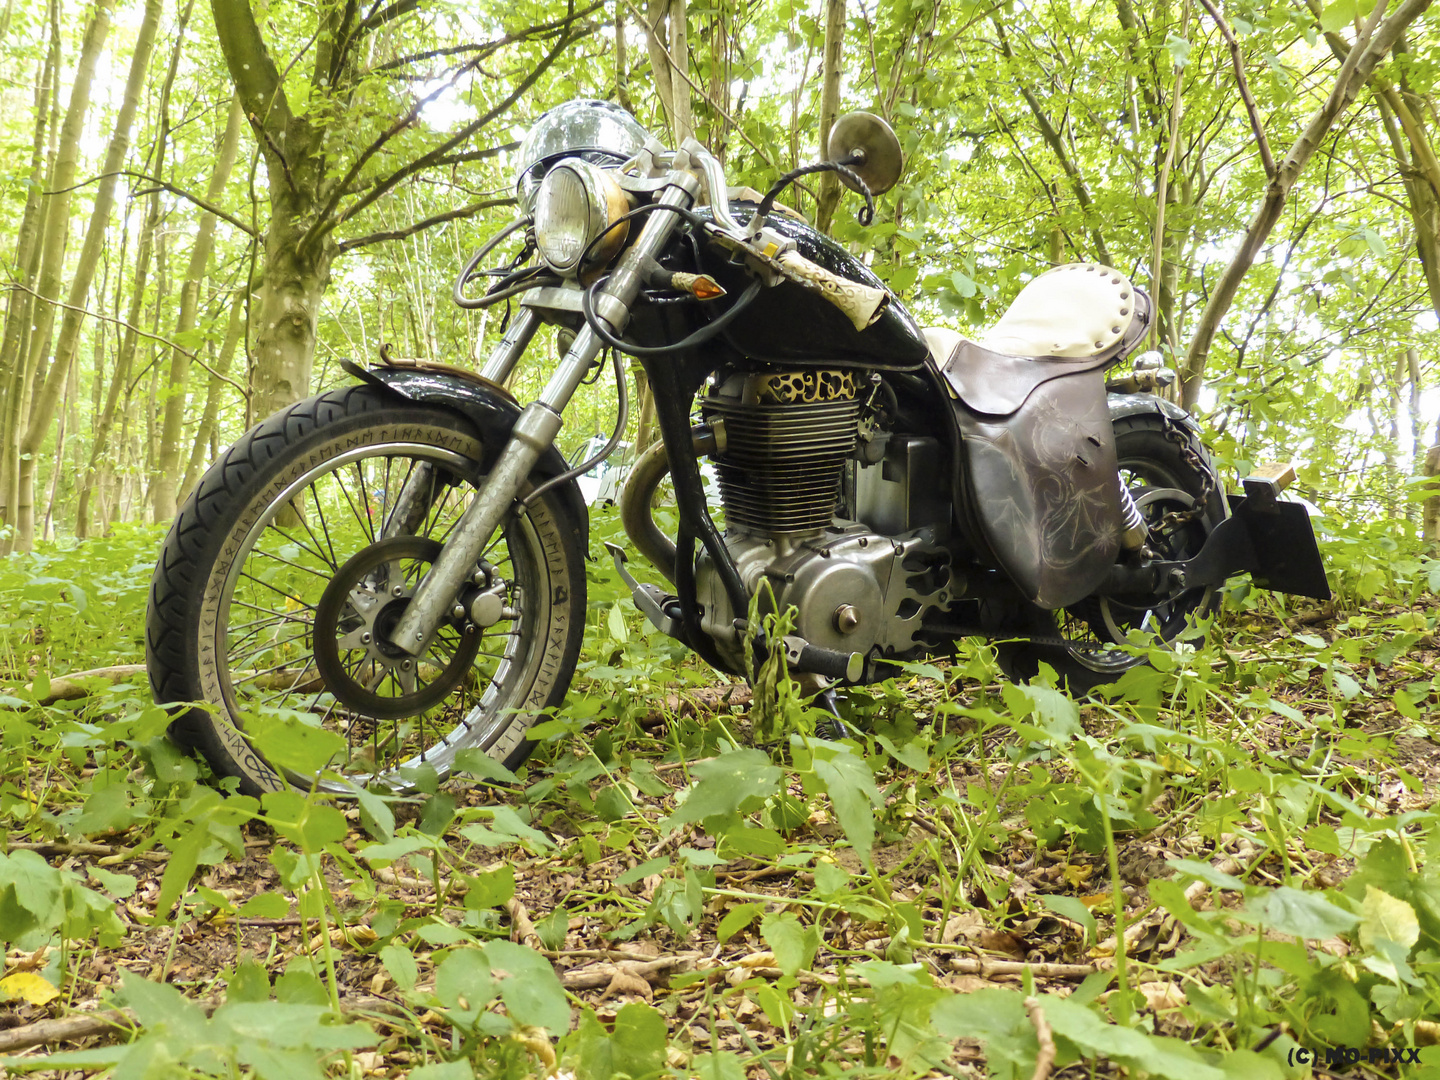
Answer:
xmin=146 ymin=99 xmax=1329 ymax=795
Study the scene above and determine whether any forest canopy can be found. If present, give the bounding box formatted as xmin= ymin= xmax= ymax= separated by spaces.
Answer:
xmin=0 ymin=0 xmax=1437 ymax=547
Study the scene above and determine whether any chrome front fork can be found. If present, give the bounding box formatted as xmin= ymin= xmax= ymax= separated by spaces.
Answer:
xmin=389 ymin=174 xmax=701 ymax=656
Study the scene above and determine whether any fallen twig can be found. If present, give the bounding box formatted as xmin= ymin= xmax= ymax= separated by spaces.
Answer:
xmin=505 ymin=896 xmax=542 ymax=950
xmin=0 ymin=996 xmax=409 ymax=1053
xmin=948 ymin=957 xmax=1097 ymax=980
xmin=1024 ymin=996 xmax=1056 ymax=1080
xmin=560 ymin=954 xmax=695 ymax=991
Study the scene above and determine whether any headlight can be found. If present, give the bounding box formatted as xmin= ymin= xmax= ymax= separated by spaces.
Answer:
xmin=533 ymin=160 xmax=630 ymax=275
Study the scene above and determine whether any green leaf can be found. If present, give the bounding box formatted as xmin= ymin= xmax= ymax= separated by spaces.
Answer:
xmin=245 ymin=712 xmax=345 ymax=776
xmin=809 ymin=743 xmax=881 ymax=862
xmin=355 ymin=787 xmax=395 ymax=842
xmin=483 ymin=940 xmax=569 ymax=1033
xmin=1042 ymin=894 xmax=1098 ymax=946
xmin=760 ymin=911 xmax=819 ymax=976
xmin=1358 ymin=886 xmax=1419 ymax=951
xmin=616 ymin=856 xmax=669 ymax=887
xmin=1319 ymin=0 xmax=1358 ymax=32
xmin=691 ymin=1051 xmax=746 ymax=1080
xmin=462 ymin=865 xmax=515 ymax=910
xmin=1167 ymin=858 xmax=1245 ymax=890
xmin=155 ymin=827 xmax=208 ymax=922
xmin=661 ymin=748 xmax=781 ymax=833
xmin=434 ymin=947 xmax=497 ymax=1021
xmin=237 ymin=893 xmax=290 ymax=919
xmin=932 ymin=989 xmax=1033 ymax=1080
xmin=1243 ymin=886 xmax=1358 ymax=939
xmin=379 ymin=944 xmax=418 ymax=992
xmin=716 ymin=902 xmax=764 ymax=943
xmin=1043 ymin=997 xmax=1226 ymax=1080
xmin=452 ymin=748 xmax=518 ymax=784
xmin=409 ymin=1063 xmax=474 ymax=1080
xmin=1163 ymin=34 xmax=1192 ymax=68
xmin=1001 ymin=682 xmax=1080 ymax=743
xmin=611 ymin=1002 xmax=667 ymax=1080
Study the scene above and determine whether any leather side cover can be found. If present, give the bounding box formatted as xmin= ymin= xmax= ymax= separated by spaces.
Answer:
xmin=957 ymin=369 xmax=1123 ymax=609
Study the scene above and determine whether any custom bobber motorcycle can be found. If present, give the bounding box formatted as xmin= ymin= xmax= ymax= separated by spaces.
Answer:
xmin=147 ymin=99 xmax=1329 ymax=795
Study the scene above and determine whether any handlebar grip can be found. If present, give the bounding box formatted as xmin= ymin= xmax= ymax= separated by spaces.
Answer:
xmin=775 ymin=250 xmax=888 ymax=332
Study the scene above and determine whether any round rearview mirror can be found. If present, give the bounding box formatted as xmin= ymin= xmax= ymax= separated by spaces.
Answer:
xmin=827 ymin=112 xmax=903 ymax=196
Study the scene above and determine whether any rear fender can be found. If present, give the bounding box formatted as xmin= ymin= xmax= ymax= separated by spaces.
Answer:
xmin=341 ymin=360 xmax=588 ymax=551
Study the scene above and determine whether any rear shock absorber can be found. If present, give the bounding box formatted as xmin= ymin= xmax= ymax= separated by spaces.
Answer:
xmin=1118 ymin=483 xmax=1148 ymax=551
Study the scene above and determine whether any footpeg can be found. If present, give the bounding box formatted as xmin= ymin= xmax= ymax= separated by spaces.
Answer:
xmin=604 ymin=542 xmax=682 ymax=638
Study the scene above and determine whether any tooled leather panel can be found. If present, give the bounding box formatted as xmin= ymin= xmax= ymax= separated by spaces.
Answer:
xmin=955 ymin=369 xmax=1122 ymax=610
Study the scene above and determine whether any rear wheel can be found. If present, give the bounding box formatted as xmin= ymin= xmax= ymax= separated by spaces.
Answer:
xmin=146 ymin=385 xmax=586 ymax=795
xmin=996 ymin=411 xmax=1223 ymax=692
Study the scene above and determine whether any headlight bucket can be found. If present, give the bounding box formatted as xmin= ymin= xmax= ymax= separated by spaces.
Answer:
xmin=533 ymin=160 xmax=630 ymax=275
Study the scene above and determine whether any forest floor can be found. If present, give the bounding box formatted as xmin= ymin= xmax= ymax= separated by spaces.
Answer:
xmin=1 ymin=522 xmax=1439 ymax=1079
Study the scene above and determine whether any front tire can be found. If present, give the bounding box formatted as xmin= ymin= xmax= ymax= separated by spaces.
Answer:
xmin=146 ymin=385 xmax=586 ymax=795
xmin=996 ymin=411 xmax=1224 ymax=693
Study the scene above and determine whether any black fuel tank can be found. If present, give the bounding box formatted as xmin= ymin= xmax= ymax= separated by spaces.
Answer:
xmin=696 ymin=204 xmax=930 ymax=369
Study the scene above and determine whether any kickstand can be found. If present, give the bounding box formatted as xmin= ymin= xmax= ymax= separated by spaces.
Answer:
xmin=815 ymin=688 xmax=855 ymax=740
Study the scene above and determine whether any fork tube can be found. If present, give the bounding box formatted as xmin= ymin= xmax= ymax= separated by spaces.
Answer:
xmin=480 ymin=307 xmax=539 ymax=385
xmin=389 ymin=176 xmax=700 ymax=656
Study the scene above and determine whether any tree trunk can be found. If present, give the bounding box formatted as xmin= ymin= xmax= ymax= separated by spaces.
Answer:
xmin=643 ymin=0 xmax=693 ymax=146
xmin=76 ymin=0 xmax=192 ymax=538
xmin=1179 ymin=0 xmax=1434 ymax=408
xmin=151 ymin=96 xmax=244 ymax=520
xmin=1424 ymin=417 xmax=1440 ymax=549
xmin=0 ymin=10 xmax=60 ymax=549
xmin=814 ymin=0 xmax=846 ymax=235
xmin=10 ymin=0 xmax=114 ymax=551
xmin=180 ymin=294 xmax=245 ymax=500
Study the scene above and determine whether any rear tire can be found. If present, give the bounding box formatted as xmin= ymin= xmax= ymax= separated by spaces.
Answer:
xmin=996 ymin=411 xmax=1223 ymax=693
xmin=146 ymin=385 xmax=586 ymax=795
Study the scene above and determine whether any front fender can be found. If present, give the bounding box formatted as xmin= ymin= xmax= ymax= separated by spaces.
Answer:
xmin=341 ymin=359 xmax=588 ymax=552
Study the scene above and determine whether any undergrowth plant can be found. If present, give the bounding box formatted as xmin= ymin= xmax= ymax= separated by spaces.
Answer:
xmin=0 ymin=515 xmax=1438 ymax=1078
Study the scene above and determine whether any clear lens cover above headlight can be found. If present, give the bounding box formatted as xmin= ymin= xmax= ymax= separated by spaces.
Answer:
xmin=533 ymin=160 xmax=629 ymax=276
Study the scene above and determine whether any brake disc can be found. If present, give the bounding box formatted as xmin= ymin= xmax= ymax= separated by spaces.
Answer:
xmin=312 ymin=536 xmax=482 ymax=721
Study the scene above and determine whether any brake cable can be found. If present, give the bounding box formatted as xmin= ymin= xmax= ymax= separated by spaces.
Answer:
xmin=519 ymin=346 xmax=629 ymax=510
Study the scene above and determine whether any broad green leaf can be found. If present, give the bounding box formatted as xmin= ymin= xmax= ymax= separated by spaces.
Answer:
xmin=760 ymin=911 xmax=819 ymax=976
xmin=691 ymin=1051 xmax=745 ymax=1080
xmin=379 ymin=944 xmax=418 ymax=992
xmin=611 ymin=1002 xmax=667 ymax=1080
xmin=1042 ymin=894 xmax=1098 ymax=946
xmin=811 ymin=747 xmax=880 ymax=861
xmin=1358 ymin=886 xmax=1419 ymax=951
xmin=483 ymin=940 xmax=569 ymax=1034
xmin=452 ymin=748 xmax=518 ymax=784
xmin=1043 ymin=998 xmax=1225 ymax=1080
xmin=932 ymin=989 xmax=1033 ymax=1080
xmin=1243 ymin=887 xmax=1358 ymax=940
xmin=661 ymin=748 xmax=781 ymax=833
xmin=716 ymin=902 xmax=764 ymax=943
xmin=409 ymin=1063 xmax=475 ymax=1080
xmin=1167 ymin=858 xmax=1245 ymax=890
xmin=1319 ymin=0 xmax=1358 ymax=32
xmin=237 ymin=893 xmax=290 ymax=920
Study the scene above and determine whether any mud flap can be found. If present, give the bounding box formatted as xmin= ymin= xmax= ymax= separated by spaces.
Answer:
xmin=956 ymin=369 xmax=1124 ymax=609
xmin=1182 ymin=493 xmax=1330 ymax=600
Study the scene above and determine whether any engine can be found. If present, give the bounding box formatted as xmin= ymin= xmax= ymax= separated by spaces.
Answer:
xmin=695 ymin=367 xmax=953 ymax=675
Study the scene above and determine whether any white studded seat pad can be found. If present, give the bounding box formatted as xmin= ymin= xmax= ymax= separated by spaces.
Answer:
xmin=924 ymin=263 xmax=1139 ymax=363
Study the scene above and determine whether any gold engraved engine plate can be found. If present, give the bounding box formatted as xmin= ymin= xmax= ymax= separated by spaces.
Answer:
xmin=741 ymin=369 xmax=859 ymax=405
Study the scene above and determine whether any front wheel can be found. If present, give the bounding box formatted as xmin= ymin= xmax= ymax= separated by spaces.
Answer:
xmin=146 ymin=385 xmax=586 ymax=795
xmin=996 ymin=410 xmax=1224 ymax=693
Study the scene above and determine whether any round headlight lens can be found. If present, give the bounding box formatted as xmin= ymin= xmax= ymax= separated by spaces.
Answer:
xmin=534 ymin=166 xmax=591 ymax=272
xmin=533 ymin=161 xmax=629 ymax=276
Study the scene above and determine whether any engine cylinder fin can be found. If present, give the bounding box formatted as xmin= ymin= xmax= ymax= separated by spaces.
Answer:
xmin=703 ymin=374 xmax=862 ymax=537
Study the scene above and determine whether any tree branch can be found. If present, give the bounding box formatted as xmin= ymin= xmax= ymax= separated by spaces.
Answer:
xmin=303 ymin=11 xmax=602 ymax=250
xmin=129 ymin=177 xmax=258 ymax=236
xmin=1196 ymin=0 xmax=1276 ymax=181
xmin=209 ymin=0 xmax=289 ymax=131
xmin=1180 ymin=0 xmax=1433 ymax=406
xmin=1 ymin=279 xmax=249 ymax=401
xmin=992 ymin=16 xmax=1113 ymax=265
xmin=337 ymin=197 xmax=514 ymax=252
xmin=618 ymin=0 xmax=777 ymax=168
xmin=423 ymin=141 xmax=520 ymax=172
